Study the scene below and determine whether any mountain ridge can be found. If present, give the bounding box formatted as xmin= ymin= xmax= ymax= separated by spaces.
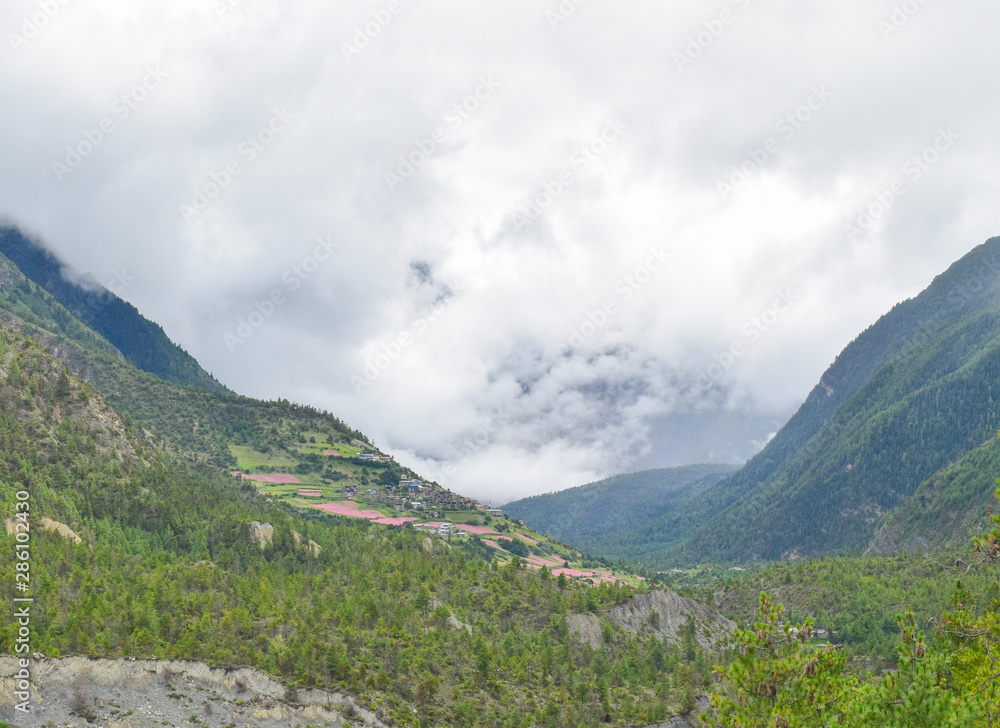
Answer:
xmin=0 ymin=225 xmax=227 ymax=394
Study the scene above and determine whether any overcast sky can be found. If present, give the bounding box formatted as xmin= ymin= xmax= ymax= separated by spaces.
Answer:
xmin=3 ymin=0 xmax=999 ymax=502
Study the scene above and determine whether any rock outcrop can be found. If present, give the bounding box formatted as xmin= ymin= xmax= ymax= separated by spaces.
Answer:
xmin=249 ymin=521 xmax=274 ymax=550
xmin=39 ymin=517 xmax=84 ymax=544
xmin=635 ymin=718 xmax=694 ymax=728
xmin=289 ymin=530 xmax=321 ymax=556
xmin=567 ymin=590 xmax=735 ymax=650
xmin=5 ymin=517 xmax=83 ymax=544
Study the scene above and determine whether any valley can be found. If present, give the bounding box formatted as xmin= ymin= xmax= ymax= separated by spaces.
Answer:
xmin=2 ymin=229 xmax=1000 ymax=726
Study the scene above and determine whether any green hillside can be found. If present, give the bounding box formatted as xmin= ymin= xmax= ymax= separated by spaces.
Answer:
xmin=505 ymin=464 xmax=738 ymax=561
xmin=672 ymin=237 xmax=1000 ymax=563
xmin=867 ymin=435 xmax=1000 ymax=555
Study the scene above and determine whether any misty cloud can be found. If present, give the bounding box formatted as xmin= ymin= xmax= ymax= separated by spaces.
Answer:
xmin=2 ymin=0 xmax=999 ymax=501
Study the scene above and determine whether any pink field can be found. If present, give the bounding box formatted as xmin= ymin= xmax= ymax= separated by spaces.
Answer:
xmin=552 ymin=568 xmax=594 ymax=579
xmin=482 ymin=539 xmax=506 ymax=551
xmin=311 ymin=501 xmax=385 ymax=519
xmin=233 ymin=472 xmax=301 ymax=484
xmin=373 ymin=517 xmax=419 ymax=526
xmin=322 ymin=450 xmax=341 ymax=456
xmin=514 ymin=533 xmax=538 ymax=545
xmin=527 ymin=554 xmax=563 ymax=569
xmin=454 ymin=524 xmax=499 ymax=535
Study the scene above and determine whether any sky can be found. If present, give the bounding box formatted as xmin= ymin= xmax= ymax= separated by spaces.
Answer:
xmin=2 ymin=0 xmax=999 ymax=503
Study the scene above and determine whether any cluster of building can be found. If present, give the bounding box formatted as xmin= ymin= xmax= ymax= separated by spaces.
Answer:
xmin=349 ymin=478 xmax=488 ymax=516
xmin=413 ymin=522 xmax=470 ymax=538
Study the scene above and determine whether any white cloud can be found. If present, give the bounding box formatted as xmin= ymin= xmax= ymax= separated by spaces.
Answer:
xmin=2 ymin=0 xmax=999 ymax=501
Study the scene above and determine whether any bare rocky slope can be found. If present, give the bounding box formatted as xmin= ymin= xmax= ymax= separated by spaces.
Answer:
xmin=0 ymin=656 xmax=389 ymax=728
xmin=566 ymin=590 xmax=735 ymax=651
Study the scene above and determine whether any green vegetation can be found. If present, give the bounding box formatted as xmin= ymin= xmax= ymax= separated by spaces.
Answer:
xmin=229 ymin=444 xmax=298 ymax=469
xmin=661 ymin=551 xmax=996 ymax=666
xmin=7 ymin=228 xmax=1000 ymax=724
xmin=706 ymin=489 xmax=1000 ymax=727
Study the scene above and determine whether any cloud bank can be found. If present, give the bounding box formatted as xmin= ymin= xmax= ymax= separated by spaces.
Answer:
xmin=3 ymin=0 xmax=999 ymax=501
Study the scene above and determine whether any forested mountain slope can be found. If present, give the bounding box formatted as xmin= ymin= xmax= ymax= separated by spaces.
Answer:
xmin=866 ymin=434 xmax=1000 ymax=556
xmin=0 ymin=225 xmax=226 ymax=393
xmin=666 ymin=236 xmax=1000 ymax=564
xmin=505 ymin=464 xmax=738 ymax=561
xmin=514 ymin=237 xmax=1000 ymax=567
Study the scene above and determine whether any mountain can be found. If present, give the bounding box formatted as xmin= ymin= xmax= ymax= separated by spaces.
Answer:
xmin=0 ymin=225 xmax=226 ymax=393
xmin=513 ymin=237 xmax=1000 ymax=567
xmin=505 ymin=464 xmax=739 ymax=562
xmin=0 ymin=227 xmax=719 ymax=727
xmin=661 ymin=236 xmax=1000 ymax=564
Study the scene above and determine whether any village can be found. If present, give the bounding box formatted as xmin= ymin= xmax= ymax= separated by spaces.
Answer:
xmin=339 ymin=477 xmax=505 ymax=518
xmin=230 ymin=439 xmax=648 ymax=588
